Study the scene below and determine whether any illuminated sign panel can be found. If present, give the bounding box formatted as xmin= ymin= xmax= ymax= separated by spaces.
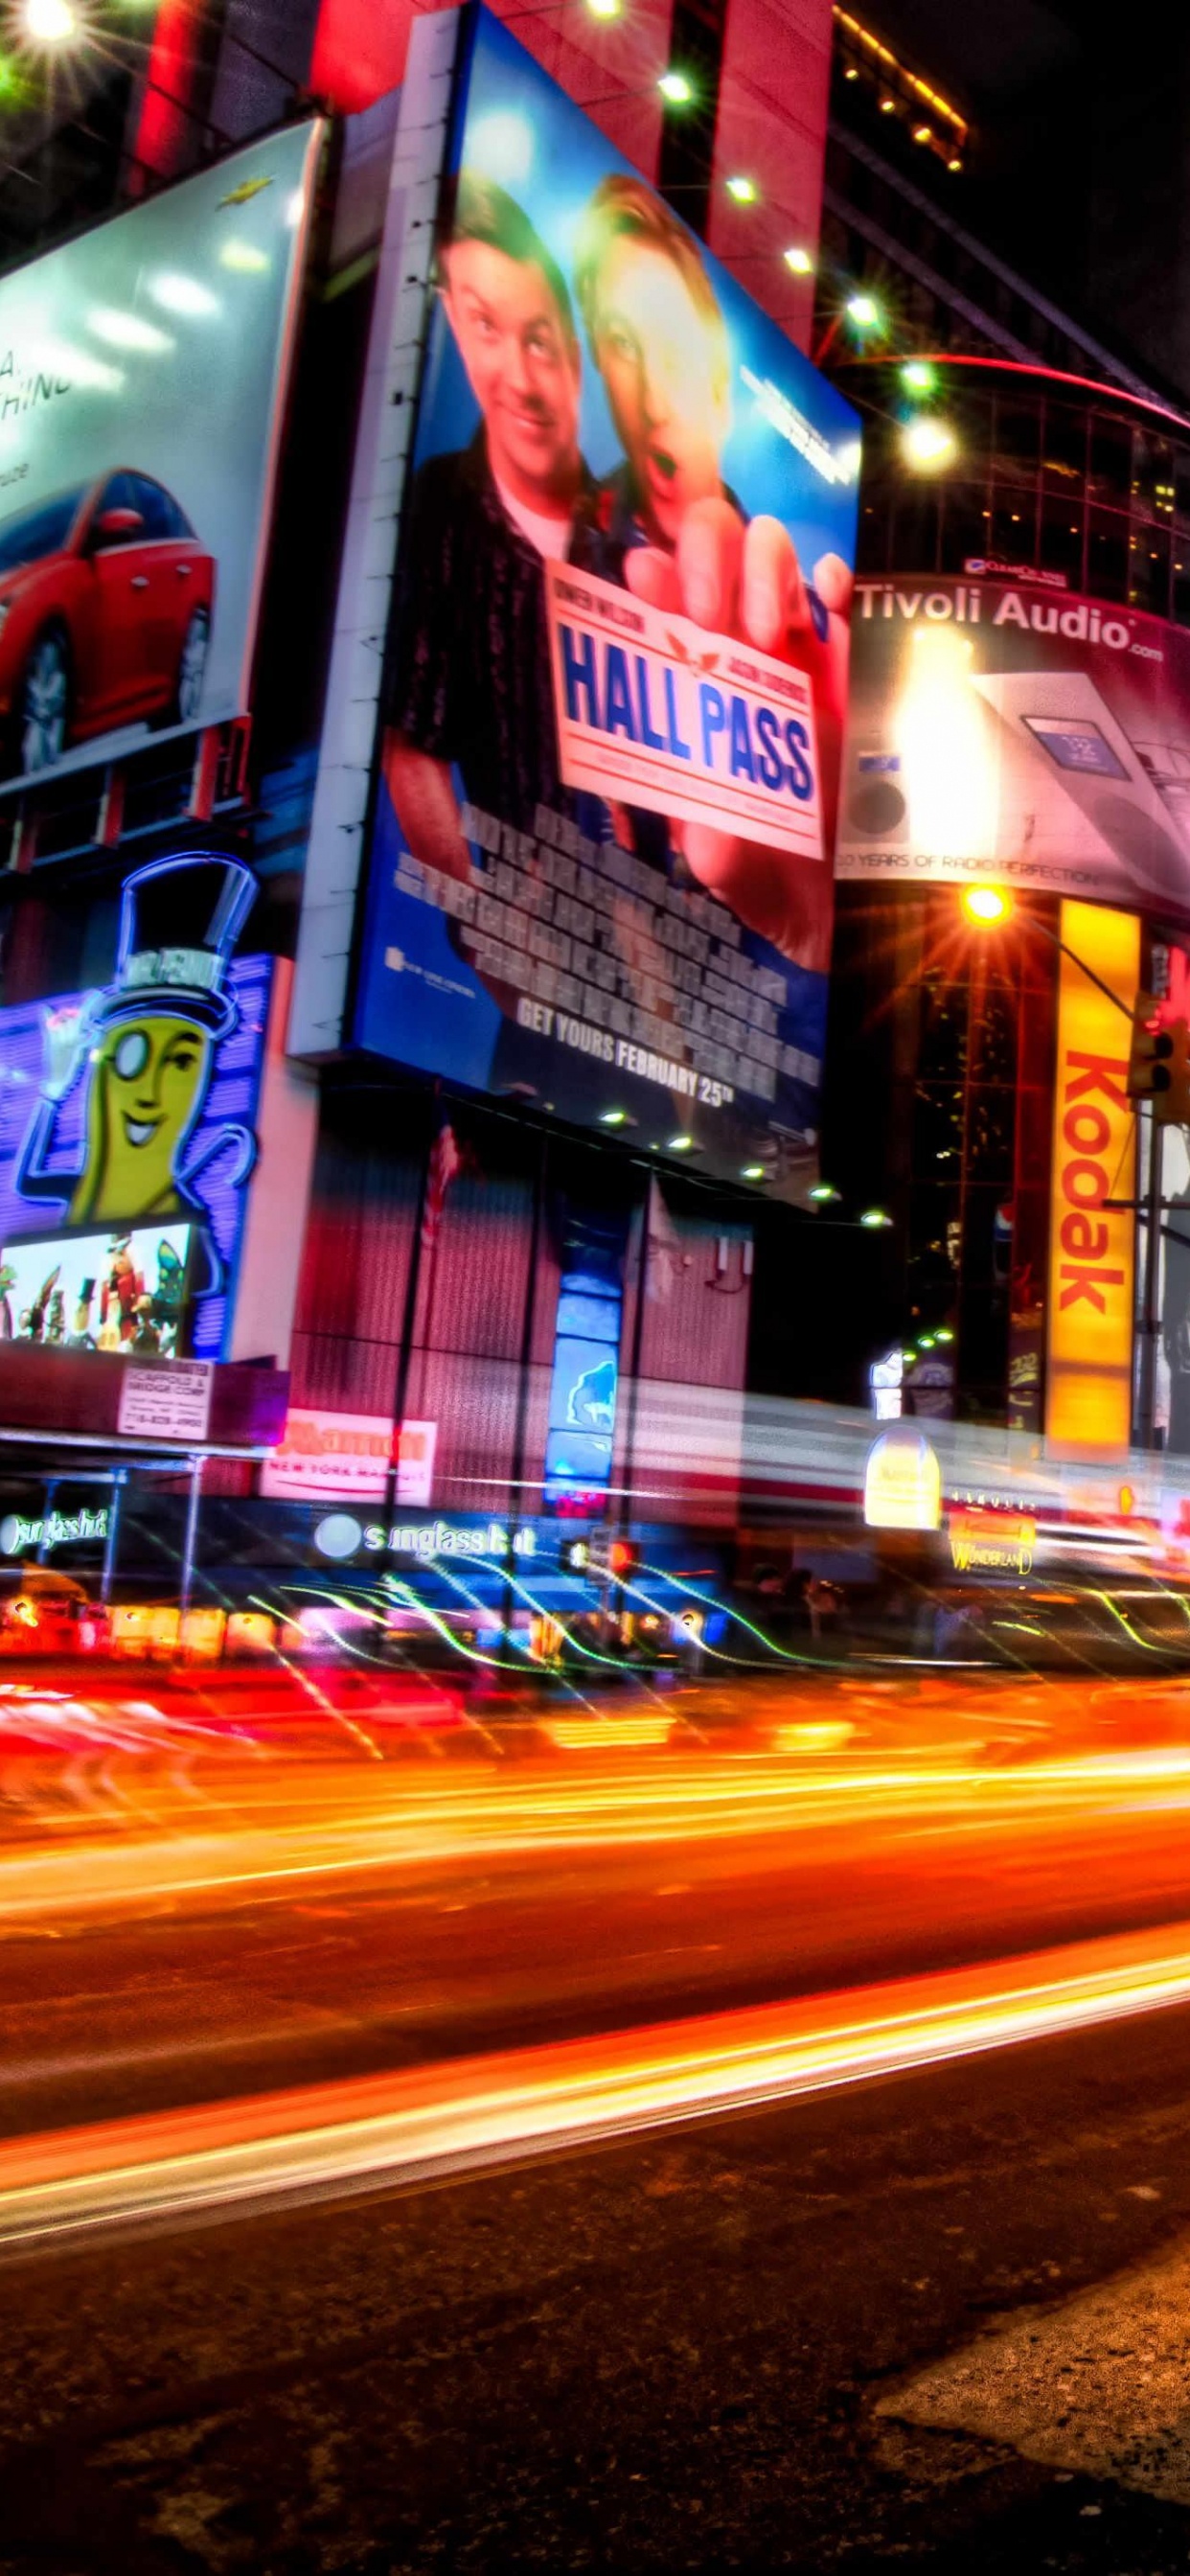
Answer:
xmin=0 ymin=1224 xmax=192 ymax=1357
xmin=948 ymin=1508 xmax=1036 ymax=1574
xmin=547 ymin=566 xmax=823 ymax=860
xmin=263 ymin=1409 xmax=392 ymax=1503
xmin=839 ymin=577 xmax=1190 ymax=916
xmin=0 ymin=853 xmax=269 ymax=1360
xmin=863 ymin=1429 xmax=942 ymax=1530
xmin=544 ymin=1206 xmax=628 ymax=1511
xmin=0 ymin=1506 xmax=108 ymax=1555
xmin=0 ymin=120 xmax=318 ymax=795
xmin=262 ymin=1413 xmax=439 ymax=1505
xmin=352 ymin=6 xmax=859 ymax=1201
xmin=1045 ymin=901 xmax=1139 ymax=1455
xmin=312 ymin=1510 xmax=536 ymax=1561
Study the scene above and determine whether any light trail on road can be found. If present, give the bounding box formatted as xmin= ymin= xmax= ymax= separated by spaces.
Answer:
xmin=6 ymin=1916 xmax=1190 ymax=2250
xmin=7 ymin=1668 xmax=1190 ymax=2247
xmin=6 ymin=1736 xmax=1190 ymax=1924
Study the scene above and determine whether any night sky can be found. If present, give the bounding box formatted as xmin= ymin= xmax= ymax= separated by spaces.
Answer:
xmin=846 ymin=3 xmax=1190 ymax=408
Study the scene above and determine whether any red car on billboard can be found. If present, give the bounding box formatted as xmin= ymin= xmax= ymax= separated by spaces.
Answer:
xmin=0 ymin=472 xmax=216 ymax=777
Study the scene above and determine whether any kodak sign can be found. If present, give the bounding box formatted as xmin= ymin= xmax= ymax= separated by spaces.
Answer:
xmin=1045 ymin=901 xmax=1139 ymax=1454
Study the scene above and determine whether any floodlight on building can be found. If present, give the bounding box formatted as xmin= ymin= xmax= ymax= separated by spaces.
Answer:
xmin=902 ymin=414 xmax=958 ymax=470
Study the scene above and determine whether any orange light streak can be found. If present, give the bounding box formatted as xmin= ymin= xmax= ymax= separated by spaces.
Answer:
xmin=543 ymin=1716 xmax=676 ymax=1749
xmin=5 ymin=1917 xmax=1190 ymax=2248
xmin=7 ymin=1739 xmax=1190 ymax=1923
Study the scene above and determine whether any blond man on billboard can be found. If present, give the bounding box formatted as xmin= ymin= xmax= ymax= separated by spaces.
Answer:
xmin=575 ymin=174 xmax=852 ymax=968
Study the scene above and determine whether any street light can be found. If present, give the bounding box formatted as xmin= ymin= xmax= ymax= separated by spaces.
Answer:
xmin=958 ymin=885 xmax=1134 ymax=1022
xmin=813 ymin=289 xmax=885 ymax=370
xmin=963 ymin=885 xmax=1012 ymax=927
xmin=22 ymin=0 xmax=78 ymax=36
xmin=859 ymin=1208 xmax=893 ymax=1229
xmin=658 ymin=67 xmax=694 ymax=104
xmin=784 ymin=245 xmax=813 ymax=275
xmin=725 ymin=174 xmax=758 ymax=204
xmin=900 ymin=359 xmax=936 ymax=395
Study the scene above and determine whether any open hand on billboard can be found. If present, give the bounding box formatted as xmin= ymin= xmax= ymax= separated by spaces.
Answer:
xmin=623 ymin=498 xmax=852 ymax=970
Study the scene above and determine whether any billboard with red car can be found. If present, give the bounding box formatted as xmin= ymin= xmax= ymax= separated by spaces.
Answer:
xmin=0 ymin=118 xmax=319 ymax=793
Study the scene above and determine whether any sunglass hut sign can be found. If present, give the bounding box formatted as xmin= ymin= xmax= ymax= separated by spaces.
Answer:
xmin=547 ymin=565 xmax=822 ymax=861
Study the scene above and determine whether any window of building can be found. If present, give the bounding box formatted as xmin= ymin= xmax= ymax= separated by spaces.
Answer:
xmin=993 ymin=398 xmax=1041 ymax=485
xmin=1133 ymin=429 xmax=1176 ymax=522
xmin=965 ymin=1092 xmax=1015 ymax=1187
xmin=917 ymin=979 xmax=968 ymax=1084
xmin=938 ymin=486 xmax=991 ymax=573
xmin=1174 ymin=554 xmax=1190 ymax=628
xmin=1087 ymin=506 xmax=1129 ymax=601
xmin=949 ymin=388 xmax=992 ymax=476
xmin=856 ymin=499 xmax=889 ymax=575
xmin=912 ymin=1085 xmax=966 ymax=1177
xmin=1041 ymin=404 xmax=1087 ymax=486
xmin=1174 ymin=448 xmax=1190 ymax=525
xmin=1088 ymin=414 xmax=1133 ymax=507
xmin=1128 ymin=522 xmax=1171 ymax=616
xmin=991 ymin=490 xmax=1037 ymax=561
xmin=1039 ymin=494 xmax=1084 ymax=585
xmin=970 ymin=979 xmax=1018 ymax=1087
xmin=888 ymin=488 xmax=940 ymax=572
xmin=908 ymin=1185 xmax=960 ymax=1303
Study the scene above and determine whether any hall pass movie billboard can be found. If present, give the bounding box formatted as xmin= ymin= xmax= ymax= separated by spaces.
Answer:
xmin=839 ymin=575 xmax=1190 ymax=917
xmin=0 ymin=119 xmax=318 ymax=793
xmin=355 ymin=6 xmax=859 ymax=1198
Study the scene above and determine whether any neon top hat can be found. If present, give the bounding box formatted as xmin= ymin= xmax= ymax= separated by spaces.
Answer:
xmin=95 ymin=853 xmax=257 ymax=1040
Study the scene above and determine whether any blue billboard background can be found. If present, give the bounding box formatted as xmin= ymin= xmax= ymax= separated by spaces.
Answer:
xmin=355 ymin=5 xmax=860 ymax=1198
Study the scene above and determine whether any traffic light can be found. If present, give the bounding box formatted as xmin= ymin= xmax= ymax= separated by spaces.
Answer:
xmin=1169 ymin=1018 xmax=1190 ymax=1125
xmin=1129 ymin=994 xmax=1178 ymax=1120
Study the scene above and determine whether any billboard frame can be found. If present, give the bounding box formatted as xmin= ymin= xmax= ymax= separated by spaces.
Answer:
xmin=289 ymin=4 xmax=860 ymax=1203
xmin=0 ymin=115 xmax=325 ymax=808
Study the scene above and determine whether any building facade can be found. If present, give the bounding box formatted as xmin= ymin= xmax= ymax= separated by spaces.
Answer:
xmin=0 ymin=0 xmax=858 ymax=1644
xmin=829 ymin=350 xmax=1190 ymax=1446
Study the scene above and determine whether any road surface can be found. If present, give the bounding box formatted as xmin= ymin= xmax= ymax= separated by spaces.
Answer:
xmin=5 ymin=1666 xmax=1190 ymax=2564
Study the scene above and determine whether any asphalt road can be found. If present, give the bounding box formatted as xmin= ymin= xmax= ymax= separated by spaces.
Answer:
xmin=8 ymin=1668 xmax=1190 ymax=2564
xmin=9 ymin=1999 xmax=1190 ymax=2570
xmin=6 ymin=1666 xmax=1190 ymax=2140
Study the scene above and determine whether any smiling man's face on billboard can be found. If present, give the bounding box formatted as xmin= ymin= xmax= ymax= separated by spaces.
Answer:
xmin=441 ymin=187 xmax=582 ymax=513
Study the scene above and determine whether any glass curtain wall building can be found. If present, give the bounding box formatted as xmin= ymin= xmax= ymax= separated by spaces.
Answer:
xmin=827 ymin=354 xmax=1190 ymax=1431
